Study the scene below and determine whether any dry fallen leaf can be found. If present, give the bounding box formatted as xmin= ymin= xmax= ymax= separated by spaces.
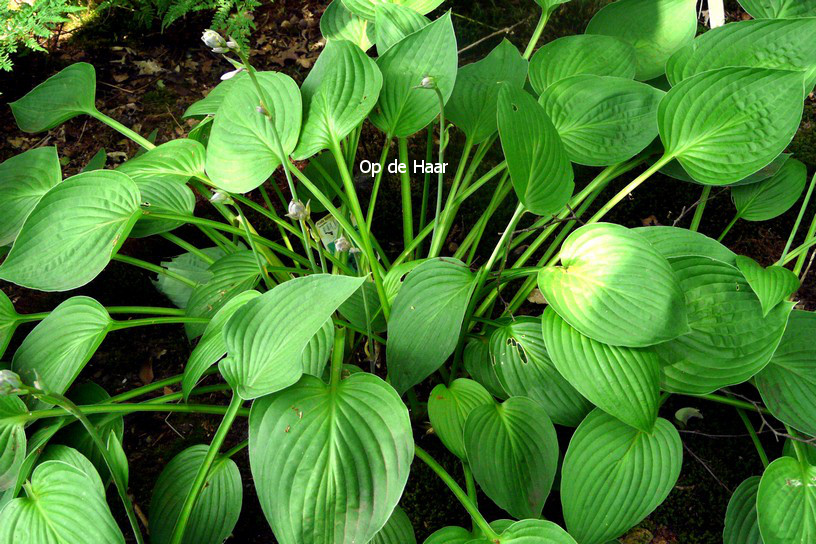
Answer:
xmin=134 ymin=60 xmax=163 ymax=75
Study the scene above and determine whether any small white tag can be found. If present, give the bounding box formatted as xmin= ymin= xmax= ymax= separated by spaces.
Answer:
xmin=708 ymin=0 xmax=725 ymax=28
xmin=314 ymin=215 xmax=341 ymax=248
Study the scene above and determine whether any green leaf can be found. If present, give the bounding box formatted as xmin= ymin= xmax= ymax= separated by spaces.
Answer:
xmin=0 ymin=146 xmax=61 ymax=246
xmin=338 ymin=280 xmax=387 ymax=333
xmin=0 ymin=418 xmax=62 ymax=507
xmin=0 ymin=459 xmax=125 ymax=543
xmin=634 ymin=226 xmax=737 ymax=265
xmin=735 ymin=256 xmax=800 ymax=317
xmin=586 ymin=0 xmax=697 ymax=81
xmin=0 ymin=170 xmax=141 ymax=292
xmin=0 ymin=396 xmax=27 ymax=491
xmin=658 ymin=256 xmax=794 ymax=395
xmin=666 ymin=19 xmax=816 ymax=89
xmin=538 ymin=75 xmax=664 ymax=166
xmin=658 ymin=67 xmax=805 ymax=185
xmin=293 ymin=40 xmax=382 ymax=160
xmin=220 ymin=274 xmax=364 ymax=399
xmin=105 ymin=432 xmax=128 ymax=489
xmin=479 ymin=519 xmax=579 ymax=543
xmin=464 ymin=396 xmax=559 ymax=519
xmin=321 ymin=0 xmax=376 ymax=51
xmin=538 ymin=223 xmax=688 ymax=347
xmin=497 ymin=84 xmax=574 ymax=215
xmin=757 ymin=456 xmax=816 ymax=544
xmin=206 ymin=72 xmax=302 ymax=193
xmin=489 ymin=317 xmax=592 ymax=426
xmin=755 ymin=310 xmax=816 ymax=437
xmin=129 ymin=177 xmax=195 ymax=238
xmin=424 ymin=526 xmax=472 ymax=544
xmin=428 ymin=378 xmax=493 ymax=458
xmin=528 ymin=34 xmax=637 ymax=95
xmin=149 ymin=445 xmax=243 ymax=544
xmin=9 ymin=63 xmax=98 ymax=132
xmin=116 ymin=139 xmax=206 ymax=184
xmin=463 ymin=337 xmax=506 ymax=399
xmin=542 ymin=307 xmax=660 ymax=432
xmin=0 ymin=289 xmax=21 ymax=359
xmin=661 ymin=153 xmax=792 ymax=187
xmin=249 ymin=373 xmax=413 ymax=544
xmin=301 ymin=319 xmax=335 ymax=378
xmin=183 ymin=290 xmax=261 ymax=401
xmin=739 ymin=0 xmax=816 ymax=18
xmin=732 ymin=159 xmax=808 ymax=222
xmin=183 ymin=72 xmax=247 ymax=118
xmin=386 ymin=258 xmax=475 ymax=395
xmin=154 ymin=247 xmax=225 ymax=309
xmin=36 ymin=444 xmax=100 ymax=482
xmin=81 ymin=148 xmax=107 ymax=172
xmin=535 ymin=0 xmax=571 ymax=17
xmin=561 ymin=410 xmax=682 ymax=544
xmin=369 ymin=12 xmax=458 ymax=138
xmin=371 ymin=506 xmax=416 ymax=544
xmin=342 ymin=0 xmax=444 ymax=20
xmin=375 ymin=3 xmax=429 ymax=55
xmin=724 ymin=476 xmax=763 ymax=544
xmin=784 ymin=439 xmax=816 ymax=465
xmin=12 ymin=297 xmax=112 ymax=409
xmin=447 ymin=39 xmax=528 ymax=145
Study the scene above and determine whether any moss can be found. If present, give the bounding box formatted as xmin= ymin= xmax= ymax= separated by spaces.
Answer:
xmin=142 ymin=86 xmax=178 ymax=110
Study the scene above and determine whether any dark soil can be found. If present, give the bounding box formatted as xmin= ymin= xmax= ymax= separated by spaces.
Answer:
xmin=2 ymin=1 xmax=815 ymax=543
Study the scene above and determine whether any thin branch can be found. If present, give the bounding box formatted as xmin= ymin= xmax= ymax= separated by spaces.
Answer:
xmin=458 ymin=17 xmax=532 ymax=54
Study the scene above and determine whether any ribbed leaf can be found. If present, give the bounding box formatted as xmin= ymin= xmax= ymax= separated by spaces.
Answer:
xmin=0 ymin=460 xmax=125 ymax=543
xmin=386 ymin=258 xmax=475 ymax=395
xmin=129 ymin=177 xmax=195 ymax=237
xmin=447 ymin=39 xmax=527 ymax=145
xmin=374 ymin=3 xmax=429 ymax=55
xmin=116 ymin=139 xmax=206 ymax=183
xmin=301 ymin=319 xmax=334 ymax=378
xmin=0 ymin=289 xmax=20 ymax=359
xmin=463 ymin=337 xmax=506 ymax=399
xmin=497 ymin=84 xmax=574 ymax=215
xmin=739 ymin=0 xmax=816 ymax=18
xmin=489 ymin=317 xmax=591 ymax=426
xmin=756 ymin=310 xmax=816 ymax=437
xmin=538 ymin=223 xmax=688 ymax=347
xmin=658 ymin=67 xmax=805 ymax=185
xmin=0 ymin=146 xmax=61 ymax=246
xmin=735 ymin=256 xmax=799 ymax=317
xmin=220 ymin=274 xmax=364 ymax=399
xmin=666 ymin=19 xmax=816 ymax=89
xmin=535 ymin=0 xmax=571 ymax=17
xmin=149 ymin=445 xmax=242 ymax=544
xmin=342 ymin=0 xmax=444 ymax=20
xmin=464 ymin=397 xmax=559 ymax=519
xmin=249 ymin=373 xmax=413 ymax=544
xmin=469 ymin=519 xmax=579 ymax=544
xmin=338 ymin=280 xmax=387 ymax=333
xmin=539 ymin=75 xmax=663 ymax=166
xmin=371 ymin=506 xmax=416 ymax=544
xmin=321 ymin=0 xmax=375 ymax=51
xmin=0 ymin=396 xmax=27 ymax=491
xmin=757 ymin=456 xmax=816 ymax=544
xmin=586 ymin=0 xmax=697 ymax=81
xmin=369 ymin=13 xmax=458 ymax=138
xmin=154 ymin=247 xmax=224 ymax=309
xmin=206 ymin=72 xmax=302 ymax=193
xmin=660 ymin=153 xmax=792 ymax=187
xmin=12 ymin=297 xmax=111 ymax=409
xmin=9 ymin=63 xmax=97 ymax=132
xmin=424 ymin=526 xmax=472 ymax=544
xmin=293 ymin=40 xmax=382 ymax=160
xmin=183 ymin=73 xmax=246 ymax=118
xmin=542 ymin=307 xmax=660 ymax=432
xmin=428 ymin=378 xmax=493 ymax=458
xmin=561 ymin=410 xmax=683 ymax=544
xmin=528 ymin=34 xmax=637 ymax=95
xmin=724 ymin=476 xmax=763 ymax=544
xmin=0 ymin=170 xmax=141 ymax=292
xmin=658 ymin=256 xmax=794 ymax=395
xmin=635 ymin=226 xmax=736 ymax=265
xmin=732 ymin=159 xmax=808 ymax=222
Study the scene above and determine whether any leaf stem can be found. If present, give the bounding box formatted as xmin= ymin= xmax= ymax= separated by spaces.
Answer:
xmin=689 ymin=185 xmax=711 ymax=232
xmin=523 ymin=10 xmax=549 ymax=59
xmin=366 ymin=136 xmax=393 ymax=226
xmin=735 ymin=407 xmax=769 ymax=469
xmin=89 ymin=109 xmax=155 ymax=150
xmin=330 ymin=326 xmax=347 ymax=388
xmin=398 ymin=137 xmax=415 ymax=256
xmin=781 ymin=172 xmax=816 ymax=263
xmin=159 ymin=233 xmax=216 ymax=264
xmin=112 ymin=254 xmax=199 ymax=287
xmin=692 ymin=393 xmax=770 ymax=414
xmin=718 ymin=212 xmax=741 ymax=242
xmin=110 ymin=316 xmax=210 ymax=331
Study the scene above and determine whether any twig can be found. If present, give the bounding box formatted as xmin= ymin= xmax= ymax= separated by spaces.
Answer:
xmin=672 ymin=187 xmax=729 ymax=227
xmin=683 ymin=443 xmax=732 ymax=493
xmin=458 ymin=17 xmax=532 ymax=54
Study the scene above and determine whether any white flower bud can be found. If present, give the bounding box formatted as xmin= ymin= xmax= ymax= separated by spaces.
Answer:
xmin=221 ymin=67 xmax=244 ymax=81
xmin=286 ymin=199 xmax=309 ymax=221
xmin=0 ymin=369 xmax=23 ymax=395
xmin=419 ymin=75 xmax=436 ymax=89
xmin=201 ymin=29 xmax=227 ymax=50
xmin=226 ymin=38 xmax=239 ymax=49
xmin=256 ymin=104 xmax=268 ymax=115
xmin=210 ymin=190 xmax=232 ymax=204
xmin=335 ymin=236 xmax=351 ymax=253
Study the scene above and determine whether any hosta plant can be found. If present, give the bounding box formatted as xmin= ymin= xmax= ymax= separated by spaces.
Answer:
xmin=2 ymin=0 xmax=816 ymax=543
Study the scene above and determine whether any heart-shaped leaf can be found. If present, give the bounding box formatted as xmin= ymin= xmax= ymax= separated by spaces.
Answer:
xmin=149 ymin=445 xmax=242 ymax=544
xmin=755 ymin=310 xmax=816 ymax=437
xmin=489 ymin=317 xmax=592 ymax=426
xmin=735 ymin=256 xmax=800 ymax=317
xmin=586 ymin=0 xmax=697 ymax=81
xmin=538 ymin=223 xmax=688 ymax=347
xmin=658 ymin=256 xmax=794 ymax=395
xmin=369 ymin=12 xmax=457 ymax=138
xmin=757 ymin=456 xmax=816 ymax=544
xmin=0 ymin=146 xmax=61 ymax=246
xmin=424 ymin=526 xmax=472 ymax=544
xmin=0 ymin=289 xmax=21 ymax=359
xmin=220 ymin=274 xmax=364 ymax=399
xmin=464 ymin=397 xmax=559 ymax=519
xmin=249 ymin=373 xmax=413 ymax=544
xmin=371 ymin=506 xmax=416 ymax=544
xmin=658 ymin=67 xmax=805 ymax=185
xmin=561 ymin=410 xmax=682 ymax=544
xmin=732 ymin=158 xmax=808 ymax=222
xmin=469 ymin=519 xmax=579 ymax=544
xmin=338 ymin=280 xmax=387 ymax=333
xmin=542 ymin=307 xmax=660 ymax=432
xmin=206 ymin=72 xmax=302 ymax=193
xmin=129 ymin=177 xmax=196 ymax=238
xmin=463 ymin=337 xmax=506 ymax=399
xmin=292 ymin=39 xmax=382 ymax=160
xmin=635 ymin=226 xmax=736 ymax=265
xmin=374 ymin=3 xmax=429 ymax=55
xmin=739 ymin=0 xmax=816 ymax=19
xmin=154 ymin=247 xmax=224 ymax=309
xmin=321 ymin=0 xmax=375 ymax=51
xmin=342 ymin=0 xmax=444 ymax=20
xmin=724 ymin=476 xmax=762 ymax=544
xmin=386 ymin=258 xmax=475 ymax=395
xmin=447 ymin=39 xmax=528 ymax=145
xmin=428 ymin=378 xmax=493 ymax=459
xmin=10 ymin=63 xmax=98 ymax=132
xmin=183 ymin=73 xmax=247 ymax=118
xmin=528 ymin=34 xmax=637 ymax=95
xmin=301 ymin=319 xmax=335 ymax=378
xmin=0 ymin=396 xmax=27 ymax=491
xmin=0 ymin=170 xmax=141 ymax=292
xmin=535 ymin=0 xmax=571 ymax=17
xmin=497 ymin=84 xmax=574 ymax=216
xmin=116 ymin=139 xmax=206 ymax=183
xmin=0 ymin=459 xmax=125 ymax=543
xmin=538 ymin=75 xmax=664 ymax=166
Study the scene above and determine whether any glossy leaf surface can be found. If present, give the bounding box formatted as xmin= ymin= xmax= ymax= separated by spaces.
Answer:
xmin=428 ymin=378 xmax=493 ymax=458
xmin=0 ymin=146 xmax=61 ymax=246
xmin=757 ymin=456 xmax=816 ymax=544
xmin=732 ymin=158 xmax=808 ymax=222
xmin=724 ymin=476 xmax=762 ymax=544
xmin=9 ymin=63 xmax=97 ymax=132
xmin=735 ymin=256 xmax=799 ymax=317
